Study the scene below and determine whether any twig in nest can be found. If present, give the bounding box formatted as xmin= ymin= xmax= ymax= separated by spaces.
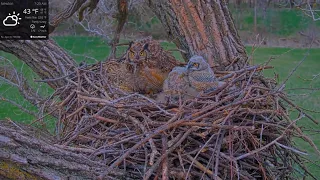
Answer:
xmin=144 ymin=127 xmax=196 ymax=180
xmin=235 ymin=115 xmax=303 ymax=161
xmin=125 ymin=114 xmax=159 ymax=166
xmin=279 ymin=94 xmax=318 ymax=124
xmin=93 ymin=115 xmax=120 ymax=124
xmin=275 ymin=142 xmax=308 ymax=155
xmin=161 ymin=134 xmax=169 ymax=180
xmin=34 ymin=72 xmax=75 ymax=82
xmin=99 ymin=115 xmax=182 ymax=179
xmin=186 ymin=154 xmax=222 ymax=179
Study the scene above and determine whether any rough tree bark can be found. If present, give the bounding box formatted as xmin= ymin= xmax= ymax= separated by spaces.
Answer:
xmin=147 ymin=0 xmax=248 ymax=71
xmin=0 ymin=40 xmax=76 ymax=90
xmin=0 ymin=1 xmax=250 ymax=179
xmin=0 ymin=121 xmax=125 ymax=179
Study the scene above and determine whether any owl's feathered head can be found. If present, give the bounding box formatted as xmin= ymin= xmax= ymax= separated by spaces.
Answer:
xmin=127 ymin=41 xmax=149 ymax=63
xmin=186 ymin=55 xmax=209 ymax=71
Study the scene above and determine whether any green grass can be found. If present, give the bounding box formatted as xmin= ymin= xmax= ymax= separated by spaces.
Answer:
xmin=248 ymin=47 xmax=320 ymax=132
xmin=248 ymin=47 xmax=320 ymax=117
xmin=0 ymin=52 xmax=56 ymax=129
xmin=127 ymin=7 xmax=320 ymax=37
xmin=0 ymin=37 xmax=319 ymax=177
xmin=53 ymin=36 xmax=111 ymax=63
xmin=231 ymin=8 xmax=320 ymax=36
xmin=248 ymin=47 xmax=320 ymax=178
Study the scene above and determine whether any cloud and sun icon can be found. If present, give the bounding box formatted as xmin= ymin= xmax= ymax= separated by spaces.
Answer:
xmin=3 ymin=11 xmax=22 ymax=27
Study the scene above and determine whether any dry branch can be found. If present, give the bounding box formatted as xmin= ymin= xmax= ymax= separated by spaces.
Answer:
xmin=49 ymin=0 xmax=100 ymax=34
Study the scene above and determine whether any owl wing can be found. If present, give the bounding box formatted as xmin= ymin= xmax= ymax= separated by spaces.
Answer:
xmin=137 ymin=65 xmax=168 ymax=94
xmin=104 ymin=61 xmax=136 ymax=92
xmin=189 ymin=71 xmax=218 ymax=91
xmin=190 ymin=71 xmax=216 ymax=82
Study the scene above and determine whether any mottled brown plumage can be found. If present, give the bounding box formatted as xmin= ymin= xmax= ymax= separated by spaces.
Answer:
xmin=123 ymin=37 xmax=184 ymax=94
xmin=103 ymin=60 xmax=135 ymax=92
xmin=125 ymin=36 xmax=185 ymax=73
xmin=135 ymin=64 xmax=168 ymax=94
xmin=103 ymin=60 xmax=166 ymax=94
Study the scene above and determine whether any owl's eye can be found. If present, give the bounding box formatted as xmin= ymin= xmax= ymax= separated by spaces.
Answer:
xmin=129 ymin=51 xmax=135 ymax=58
xmin=193 ymin=63 xmax=200 ymax=68
xmin=140 ymin=51 xmax=146 ymax=56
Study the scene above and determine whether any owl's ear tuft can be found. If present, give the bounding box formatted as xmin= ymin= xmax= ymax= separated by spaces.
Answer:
xmin=143 ymin=43 xmax=149 ymax=50
xmin=128 ymin=41 xmax=134 ymax=48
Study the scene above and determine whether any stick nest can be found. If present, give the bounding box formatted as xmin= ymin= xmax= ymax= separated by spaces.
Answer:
xmin=52 ymin=61 xmax=318 ymax=179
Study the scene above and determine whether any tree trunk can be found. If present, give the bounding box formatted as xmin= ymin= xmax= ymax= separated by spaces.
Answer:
xmin=0 ymin=40 xmax=76 ymax=90
xmin=0 ymin=121 xmax=124 ymax=180
xmin=147 ymin=0 xmax=247 ymax=71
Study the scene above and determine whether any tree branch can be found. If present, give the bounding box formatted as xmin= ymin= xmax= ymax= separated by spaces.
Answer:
xmin=109 ymin=0 xmax=129 ymax=59
xmin=0 ymin=65 xmax=43 ymax=107
xmin=49 ymin=0 xmax=100 ymax=34
xmin=0 ymin=60 xmax=60 ymax=119
xmin=0 ymin=40 xmax=77 ymax=90
xmin=0 ymin=120 xmax=123 ymax=179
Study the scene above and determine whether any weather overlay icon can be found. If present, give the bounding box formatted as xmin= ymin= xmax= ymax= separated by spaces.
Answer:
xmin=0 ymin=0 xmax=49 ymax=40
xmin=3 ymin=11 xmax=21 ymax=27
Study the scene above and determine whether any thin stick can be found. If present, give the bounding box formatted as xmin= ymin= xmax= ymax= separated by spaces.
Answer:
xmin=235 ymin=115 xmax=303 ymax=161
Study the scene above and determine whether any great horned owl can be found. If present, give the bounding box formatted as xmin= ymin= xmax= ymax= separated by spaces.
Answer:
xmin=125 ymin=36 xmax=185 ymax=73
xmin=126 ymin=37 xmax=151 ymax=64
xmin=136 ymin=65 xmax=168 ymax=94
xmin=186 ymin=55 xmax=220 ymax=92
xmin=123 ymin=37 xmax=185 ymax=94
xmin=104 ymin=59 xmax=166 ymax=94
xmin=104 ymin=60 xmax=136 ymax=92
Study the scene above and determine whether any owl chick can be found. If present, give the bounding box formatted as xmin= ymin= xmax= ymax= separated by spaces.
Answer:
xmin=163 ymin=66 xmax=189 ymax=95
xmin=186 ymin=55 xmax=219 ymax=92
xmin=157 ymin=66 xmax=198 ymax=103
